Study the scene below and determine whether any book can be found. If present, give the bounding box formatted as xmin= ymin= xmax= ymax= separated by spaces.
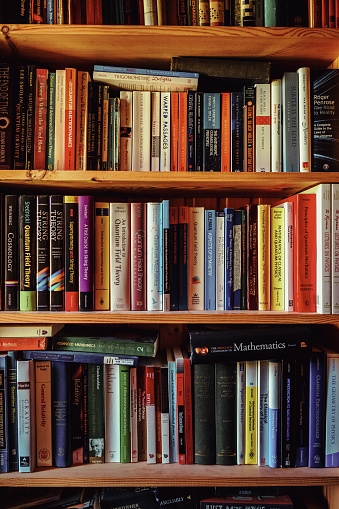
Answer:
xmin=200 ymin=495 xmax=293 ymax=509
xmin=324 ymin=346 xmax=339 ymax=466
xmin=174 ymin=346 xmax=186 ymax=464
xmin=233 ymin=209 xmax=243 ymax=310
xmin=225 ymin=207 xmax=234 ymax=310
xmin=297 ymin=67 xmax=311 ymax=173
xmin=151 ymin=91 xmax=160 ymax=171
xmin=160 ymin=91 xmax=171 ymax=171
xmin=53 ymin=326 xmax=159 ymax=357
xmin=78 ymin=195 xmax=94 ymax=311
xmin=169 ymin=205 xmax=179 ymax=311
xmin=75 ymin=70 xmax=90 ymax=171
xmin=311 ymin=69 xmax=339 ymax=172
xmin=243 ymin=85 xmax=255 ymax=172
xmin=258 ymin=359 xmax=269 ymax=466
xmin=280 ymin=358 xmax=296 ymax=468
xmin=188 ymin=324 xmax=312 ymax=364
xmin=146 ymin=365 xmax=156 ymax=464
xmin=170 ymin=92 xmax=179 ymax=171
xmin=51 ymin=361 xmax=72 ymax=468
xmin=69 ymin=363 xmax=84 ymax=465
xmin=0 ymin=323 xmax=64 ymax=337
xmin=246 ymin=203 xmax=258 ymax=310
xmin=282 ymin=71 xmax=299 ymax=172
xmin=146 ymin=202 xmax=163 ymax=310
xmin=110 ymin=203 xmax=130 ymax=311
xmin=204 ymin=209 xmax=216 ymax=310
xmin=193 ymin=363 xmax=215 ymax=464
xmin=167 ymin=348 xmax=177 ymax=464
xmin=17 ymin=359 xmax=36 ymax=473
xmin=19 ymin=195 xmax=37 ymax=311
xmin=268 ymin=360 xmax=281 ymax=468
xmin=270 ymin=206 xmax=285 ymax=311
xmin=0 ymin=354 xmax=9 ymax=473
xmin=245 ymin=360 xmax=258 ymax=465
xmin=104 ymin=365 xmax=121 ymax=463
xmin=295 ymin=356 xmax=309 ymax=467
xmin=216 ymin=211 xmax=225 ymax=310
xmin=132 ymin=91 xmax=151 ymax=171
xmin=137 ymin=365 xmax=147 ymax=462
xmin=64 ymin=196 xmax=79 ymax=312
xmin=274 ymin=200 xmax=294 ymax=311
xmin=4 ymin=195 xmax=19 ymax=311
xmin=203 ymin=92 xmax=221 ymax=172
xmin=178 ymin=205 xmax=188 ymax=311
xmin=221 ymin=92 xmax=231 ymax=172
xmin=49 ymin=195 xmax=64 ymax=311
xmin=257 ymin=203 xmax=270 ymax=310
xmin=332 ymin=184 xmax=339 ymax=313
xmin=120 ymin=90 xmax=133 ymax=171
xmin=120 ymin=365 xmax=130 ymax=463
xmin=270 ymin=78 xmax=282 ymax=172
xmin=183 ymin=358 xmax=193 ymax=464
xmin=22 ymin=349 xmax=138 ymax=366
xmin=187 ymin=90 xmax=194 ymax=171
xmin=7 ymin=351 xmax=20 ymax=472
xmin=188 ymin=206 xmax=204 ymax=310
xmin=37 ymin=195 xmax=50 ymax=311
xmin=88 ymin=363 xmax=105 ymax=464
xmin=35 ymin=360 xmax=53 ymax=467
xmin=54 ymin=69 xmax=66 ymax=171
xmin=160 ymin=366 xmax=170 ymax=463
xmin=94 ymin=201 xmax=110 ymax=311
xmin=33 ymin=68 xmax=48 ymax=170
xmin=255 ymin=83 xmax=270 ymax=172
xmin=25 ymin=65 xmax=36 ymax=171
xmin=0 ymin=337 xmax=49 ymax=351
xmin=130 ymin=366 xmax=138 ymax=462
xmin=47 ymin=72 xmax=56 ymax=170
xmin=215 ymin=362 xmax=237 ymax=465
xmin=236 ymin=361 xmax=245 ymax=464
xmin=162 ymin=200 xmax=170 ymax=312
xmin=178 ymin=91 xmax=187 ymax=171
xmin=0 ymin=65 xmax=15 ymax=169
xmin=308 ymin=347 xmax=326 ymax=467
xmin=131 ymin=202 xmax=146 ymax=310
xmin=231 ymin=91 xmax=243 ymax=172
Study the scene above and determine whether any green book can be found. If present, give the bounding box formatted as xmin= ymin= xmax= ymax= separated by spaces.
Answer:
xmin=52 ymin=326 xmax=159 ymax=357
xmin=120 ymin=365 xmax=130 ymax=463
xmin=19 ymin=195 xmax=37 ymax=311
xmin=88 ymin=363 xmax=104 ymax=464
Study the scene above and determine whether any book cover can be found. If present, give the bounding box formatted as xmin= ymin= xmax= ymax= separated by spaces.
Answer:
xmin=75 ymin=70 xmax=90 ymax=171
xmin=110 ymin=203 xmax=130 ymax=311
xmin=93 ymin=70 xmax=198 ymax=92
xmin=268 ymin=360 xmax=281 ymax=468
xmin=231 ymin=91 xmax=243 ymax=172
xmin=69 ymin=363 xmax=83 ymax=465
xmin=258 ymin=360 xmax=269 ymax=466
xmin=79 ymin=195 xmax=94 ymax=311
xmin=270 ymin=206 xmax=285 ymax=311
xmin=0 ymin=355 xmax=9 ymax=473
xmin=270 ymin=78 xmax=282 ymax=172
xmin=245 ymin=360 xmax=258 ymax=465
xmin=221 ymin=92 xmax=231 ymax=172
xmin=5 ymin=195 xmax=19 ymax=311
xmin=17 ymin=359 xmax=36 ymax=473
xmin=160 ymin=91 xmax=171 ymax=171
xmin=64 ymin=196 xmax=79 ymax=312
xmin=178 ymin=205 xmax=188 ymax=311
xmin=49 ymin=195 xmax=64 ymax=311
xmin=255 ymin=83 xmax=270 ymax=172
xmin=35 ymin=360 xmax=53 ymax=467
xmin=282 ymin=71 xmax=299 ymax=172
xmin=183 ymin=358 xmax=193 ymax=465
xmin=154 ymin=366 xmax=162 ymax=463
xmin=0 ymin=337 xmax=48 ymax=351
xmin=193 ymin=363 xmax=215 ymax=464
xmin=33 ymin=68 xmax=48 ymax=170
xmin=37 ymin=195 xmax=50 ymax=311
xmin=94 ymin=201 xmax=110 ymax=311
xmin=308 ymin=348 xmax=326 ymax=467
xmin=120 ymin=90 xmax=133 ymax=171
xmin=257 ymin=203 xmax=270 ymax=310
xmin=215 ymin=362 xmax=237 ymax=465
xmin=216 ymin=211 xmax=225 ymax=310
xmin=131 ymin=202 xmax=146 ymax=310
xmin=120 ymin=365 xmax=130 ymax=463
xmin=51 ymin=361 xmax=72 ymax=468
xmin=151 ymin=91 xmax=160 ymax=171
xmin=195 ymin=91 xmax=204 ymax=171
xmin=19 ymin=195 xmax=37 ymax=311
xmin=203 ymin=92 xmax=221 ymax=172
xmin=225 ymin=207 xmax=234 ymax=310
xmin=147 ymin=202 xmax=163 ymax=311
xmin=88 ymin=363 xmax=105 ymax=464
xmin=204 ymin=209 xmax=216 ymax=310
xmin=188 ymin=206 xmax=204 ymax=310
xmin=101 ymin=84 xmax=109 ymax=171
xmin=332 ymin=184 xmax=339 ymax=313
xmin=297 ymin=67 xmax=311 ymax=173
xmin=174 ymin=349 xmax=185 ymax=465
xmin=243 ymin=85 xmax=255 ymax=172
xmin=325 ymin=347 xmax=339 ymax=466
xmin=132 ymin=91 xmax=151 ymax=171
xmin=14 ymin=65 xmax=28 ymax=171
xmin=311 ymin=69 xmax=339 ymax=172
xmin=236 ymin=361 xmax=245 ymax=464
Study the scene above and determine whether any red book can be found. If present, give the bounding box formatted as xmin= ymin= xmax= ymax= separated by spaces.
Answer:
xmin=154 ymin=366 xmax=162 ymax=463
xmin=137 ymin=365 xmax=147 ymax=461
xmin=94 ymin=0 xmax=103 ymax=23
xmin=322 ymin=0 xmax=329 ymax=26
xmin=221 ymin=92 xmax=231 ymax=172
xmin=146 ymin=366 xmax=156 ymax=463
xmin=171 ymin=92 xmax=179 ymax=171
xmin=178 ymin=92 xmax=187 ymax=171
xmin=33 ymin=69 xmax=48 ymax=170
xmin=183 ymin=358 xmax=193 ymax=464
xmin=131 ymin=203 xmax=146 ymax=311
xmin=243 ymin=86 xmax=255 ymax=172
xmin=0 ymin=337 xmax=48 ymax=350
xmin=64 ymin=68 xmax=77 ymax=171
xmin=173 ymin=346 xmax=185 ymax=464
xmin=86 ymin=0 xmax=95 ymax=24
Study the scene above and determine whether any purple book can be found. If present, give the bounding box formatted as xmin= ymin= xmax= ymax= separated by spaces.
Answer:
xmin=78 ymin=196 xmax=94 ymax=311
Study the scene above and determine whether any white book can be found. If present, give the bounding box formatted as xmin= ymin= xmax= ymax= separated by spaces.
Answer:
xmin=275 ymin=201 xmax=294 ymax=311
xmin=332 ymin=184 xmax=339 ymax=314
xmin=146 ymin=366 xmax=157 ymax=464
xmin=110 ymin=203 xmax=130 ymax=311
xmin=17 ymin=359 xmax=36 ymax=473
xmin=93 ymin=71 xmax=198 ymax=92
xmin=54 ymin=69 xmax=65 ymax=171
xmin=151 ymin=91 xmax=160 ymax=171
xmin=270 ymin=79 xmax=282 ymax=172
xmin=297 ymin=67 xmax=311 ymax=173
xmin=268 ymin=360 xmax=280 ymax=468
xmin=104 ymin=364 xmax=120 ymax=463
xmin=255 ymin=83 xmax=271 ymax=172
xmin=130 ymin=367 xmax=138 ymax=463
xmin=143 ymin=0 xmax=157 ymax=25
xmin=0 ymin=323 xmax=64 ymax=337
xmin=216 ymin=211 xmax=225 ymax=311
xmin=257 ymin=360 xmax=269 ymax=467
xmin=236 ymin=361 xmax=245 ymax=465
xmin=188 ymin=206 xmax=205 ymax=310
xmin=147 ymin=202 xmax=163 ymax=311
xmin=301 ymin=184 xmax=331 ymax=313
xmin=132 ymin=91 xmax=151 ymax=171
xmin=160 ymin=91 xmax=171 ymax=172
xmin=119 ymin=90 xmax=133 ymax=171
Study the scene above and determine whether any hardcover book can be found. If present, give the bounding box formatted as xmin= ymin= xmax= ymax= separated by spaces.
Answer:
xmin=131 ymin=202 xmax=146 ymax=310
xmin=19 ymin=195 xmax=37 ymax=311
xmin=193 ymin=363 xmax=215 ymax=464
xmin=282 ymin=71 xmax=299 ymax=172
xmin=88 ymin=363 xmax=105 ymax=464
xmin=0 ymin=355 xmax=9 ymax=473
xmin=49 ymin=195 xmax=64 ymax=311
xmin=215 ymin=362 xmax=237 ymax=465
xmin=94 ymin=201 xmax=110 ymax=311
xmin=35 ymin=360 xmax=53 ymax=467
xmin=64 ymin=196 xmax=79 ymax=312
xmin=188 ymin=206 xmax=204 ymax=310
xmin=37 ymin=195 xmax=50 ymax=311
xmin=110 ymin=203 xmax=130 ymax=311
xmin=5 ymin=195 xmax=19 ymax=311
xmin=17 ymin=359 xmax=36 ymax=473
xmin=51 ymin=361 xmax=72 ymax=468
xmin=78 ymin=195 xmax=94 ymax=311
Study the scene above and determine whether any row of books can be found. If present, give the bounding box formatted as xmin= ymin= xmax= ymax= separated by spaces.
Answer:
xmin=1 ymin=62 xmax=338 ymax=173
xmin=2 ymin=0 xmax=336 ymax=29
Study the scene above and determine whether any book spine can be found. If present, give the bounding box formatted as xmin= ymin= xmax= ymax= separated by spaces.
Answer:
xmin=49 ymin=195 xmax=65 ymax=311
xmin=193 ymin=363 xmax=215 ymax=464
xmin=75 ymin=71 xmax=89 ymax=171
xmin=204 ymin=210 xmax=216 ymax=310
xmin=216 ymin=211 xmax=225 ymax=311
xmin=247 ymin=203 xmax=258 ymax=310
xmin=82 ymin=363 xmax=89 ymax=463
xmin=14 ymin=66 xmax=27 ymax=170
xmin=101 ymin=85 xmax=109 ymax=171
xmin=215 ymin=362 xmax=237 ymax=465
xmin=187 ymin=90 xmax=195 ymax=171
xmin=0 ymin=355 xmax=9 ymax=473
xmin=110 ymin=203 xmax=131 ymax=311
xmin=51 ymin=361 xmax=72 ymax=468
xmin=17 ymin=360 xmax=36 ymax=472
xmin=151 ymin=91 xmax=160 ymax=171
xmin=7 ymin=351 xmax=20 ymax=472
xmin=325 ymin=354 xmax=339 ymax=467
xmin=22 ymin=349 xmax=138 ymax=366
xmin=5 ymin=195 xmax=19 ymax=311
xmin=88 ymin=364 xmax=105 ymax=464
xmin=195 ymin=91 xmax=203 ymax=171
xmin=178 ymin=205 xmax=188 ymax=311
xmin=69 ymin=362 xmax=84 ymax=465
xmin=170 ymin=92 xmax=179 ymax=172
xmin=120 ymin=365 xmax=130 ymax=463
xmin=131 ymin=203 xmax=147 ymax=310
xmin=268 ymin=360 xmax=280 ymax=468
xmin=163 ymin=200 xmax=171 ymax=312
xmin=295 ymin=357 xmax=309 ymax=467
xmin=130 ymin=366 xmax=138 ymax=462
xmin=203 ymin=92 xmax=221 ymax=172
xmin=47 ymin=72 xmax=56 ymax=170
xmin=167 ymin=360 xmax=177 ymax=463
xmin=114 ymin=97 xmax=121 ymax=171
xmin=160 ymin=91 xmax=171 ymax=171
xmin=19 ymin=195 xmax=37 ymax=311
xmin=240 ymin=209 xmax=247 ymax=310
xmin=147 ymin=202 xmax=163 ymax=310
xmin=270 ymin=79 xmax=282 ymax=172
xmin=64 ymin=68 xmax=77 ymax=171
xmin=176 ymin=357 xmax=186 ymax=464
xmin=52 ymin=335 xmax=157 ymax=357
xmin=225 ymin=208 xmax=234 ymax=310
xmin=282 ymin=72 xmax=299 ymax=172
xmin=120 ymin=90 xmax=133 ymax=171
xmin=255 ymin=84 xmax=270 ymax=172
xmin=33 ymin=68 xmax=48 ymax=170
xmin=309 ymin=349 xmax=326 ymax=467
xmin=132 ymin=91 xmax=151 ymax=171
xmin=280 ymin=358 xmax=296 ymax=467
xmin=105 ymin=364 xmax=120 ymax=462
xmin=137 ymin=365 xmax=147 ymax=461
xmin=79 ymin=195 xmax=94 ymax=311
xmin=221 ymin=92 xmax=231 ymax=172
xmin=199 ymin=0 xmax=210 ymax=24
xmin=231 ymin=91 xmax=244 ymax=172
xmin=170 ymin=206 xmax=179 ymax=311
xmin=183 ymin=359 xmax=193 ymax=465
xmin=258 ymin=360 xmax=269 ymax=466
xmin=276 ymin=201 xmax=294 ymax=311
xmin=270 ymin=207 xmax=285 ymax=311
xmin=86 ymin=82 xmax=95 ymax=170
xmin=233 ymin=210 xmax=242 ymax=311
xmin=36 ymin=195 xmax=50 ymax=311
xmin=257 ymin=204 xmax=271 ymax=311
xmin=243 ymin=86 xmax=255 ymax=172
xmin=94 ymin=201 xmax=110 ymax=310
xmin=154 ymin=366 xmax=162 ymax=463
xmin=146 ymin=366 xmax=157 ymax=463
xmin=317 ymin=185 xmax=331 ymax=314
xmin=94 ymin=83 xmax=103 ymax=170
xmin=54 ymin=69 xmax=65 ymax=170
xmin=160 ymin=366 xmax=170 ymax=464
xmin=188 ymin=207 xmax=205 ymax=310
xmin=297 ymin=67 xmax=311 ymax=173
xmin=332 ymin=184 xmax=339 ymax=313
xmin=178 ymin=91 xmax=188 ymax=172
xmin=0 ymin=65 xmax=14 ymax=169
xmin=245 ymin=360 xmax=258 ymax=465
xmin=236 ymin=361 xmax=245 ymax=464
xmin=143 ymin=0 xmax=157 ymax=25
xmin=26 ymin=65 xmax=36 ymax=171
xmin=0 ymin=337 xmax=48 ymax=350
xmin=64 ymin=196 xmax=79 ymax=311
xmin=35 ymin=360 xmax=53 ymax=467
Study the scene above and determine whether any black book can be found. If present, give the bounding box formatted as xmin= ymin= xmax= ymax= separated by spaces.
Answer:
xmin=70 ymin=363 xmax=84 ymax=465
xmin=156 ymin=487 xmax=197 ymax=508
xmin=14 ymin=65 xmax=28 ymax=170
xmin=99 ymin=488 xmax=158 ymax=509
xmin=95 ymin=83 xmax=103 ymax=171
xmin=215 ymin=362 xmax=237 ymax=465
xmin=280 ymin=358 xmax=296 ymax=467
xmin=4 ymin=195 xmax=19 ymax=311
xmin=294 ymin=356 xmax=310 ymax=467
xmin=0 ymin=64 xmax=17 ymax=170
xmin=37 ymin=195 xmax=50 ymax=311
xmin=19 ymin=195 xmax=37 ymax=311
xmin=195 ymin=91 xmax=203 ymax=171
xmin=49 ymin=195 xmax=64 ymax=311
xmin=193 ymin=363 xmax=216 ymax=465
xmin=231 ymin=91 xmax=244 ymax=172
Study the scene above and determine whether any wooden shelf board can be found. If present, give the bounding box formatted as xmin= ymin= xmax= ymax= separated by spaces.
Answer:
xmin=1 ymin=464 xmax=339 ymax=487
xmin=0 ymin=171 xmax=338 ymax=198
xmin=1 ymin=26 xmax=339 ymax=69
xmin=0 ymin=311 xmax=338 ymax=325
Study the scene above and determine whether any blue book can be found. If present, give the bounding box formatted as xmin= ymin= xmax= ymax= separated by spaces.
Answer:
xmin=7 ymin=351 xmax=21 ymax=472
xmin=325 ymin=349 xmax=339 ymax=467
xmin=0 ymin=355 xmax=9 ymax=473
xmin=46 ymin=0 xmax=55 ymax=23
xmin=167 ymin=358 xmax=177 ymax=463
xmin=282 ymin=72 xmax=299 ymax=172
xmin=309 ymin=348 xmax=326 ymax=467
xmin=204 ymin=210 xmax=216 ymax=310
xmin=52 ymin=361 xmax=72 ymax=468
xmin=233 ymin=210 xmax=242 ymax=310
xmin=93 ymin=65 xmax=199 ymax=79
xmin=22 ymin=350 xmax=138 ymax=366
xmin=268 ymin=360 xmax=281 ymax=468
xmin=224 ymin=208 xmax=234 ymax=310
xmin=203 ymin=93 xmax=221 ymax=172
xmin=187 ymin=91 xmax=195 ymax=171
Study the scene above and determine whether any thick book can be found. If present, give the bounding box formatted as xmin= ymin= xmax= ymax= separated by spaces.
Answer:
xmin=94 ymin=201 xmax=110 ymax=311
xmin=78 ymin=195 xmax=94 ymax=311
xmin=110 ymin=203 xmax=131 ymax=311
xmin=233 ymin=209 xmax=243 ymax=310
xmin=193 ymin=363 xmax=215 ymax=464
xmin=188 ymin=324 xmax=312 ymax=364
xmin=0 ymin=323 xmax=64 ymax=337
xmin=271 ymin=79 xmax=282 ymax=172
xmin=160 ymin=91 xmax=171 ymax=171
xmin=297 ymin=67 xmax=311 ymax=173
xmin=51 ymin=361 xmax=72 ymax=468
xmin=25 ymin=65 xmax=36 ymax=171
xmin=146 ymin=365 xmax=157 ymax=464
xmin=160 ymin=366 xmax=170 ymax=463
xmin=167 ymin=348 xmax=177 ymax=463
xmin=120 ymin=90 xmax=133 ymax=171
xmin=270 ymin=206 xmax=285 ymax=311
xmin=64 ymin=196 xmax=79 ymax=311
xmin=332 ymin=184 xmax=339 ymax=314
xmin=53 ymin=325 xmax=159 ymax=357
xmin=163 ymin=200 xmax=170 ymax=312
xmin=130 ymin=366 xmax=138 ymax=462
xmin=151 ymin=91 xmax=160 ymax=171
xmin=131 ymin=202 xmax=146 ymax=310
xmin=246 ymin=203 xmax=258 ymax=310
xmin=295 ymin=356 xmax=310 ymax=467
xmin=178 ymin=205 xmax=188 ymax=311
xmin=47 ymin=72 xmax=56 ymax=171
xmin=22 ymin=349 xmax=138 ymax=366
xmin=19 ymin=195 xmax=37 ymax=311
xmin=64 ymin=68 xmax=77 ymax=170
xmin=37 ymin=195 xmax=50 ymax=311
xmin=137 ymin=365 xmax=147 ymax=462
xmin=216 ymin=211 xmax=225 ymax=310
xmin=200 ymin=495 xmax=293 ymax=509
xmin=75 ymin=70 xmax=90 ymax=171
xmin=54 ymin=69 xmax=65 ymax=171
xmin=88 ymin=363 xmax=105 ymax=464
xmin=17 ymin=359 xmax=36 ymax=473
xmin=0 ymin=355 xmax=9 ymax=473
xmin=35 ymin=360 xmax=53 ymax=467
xmin=0 ymin=65 xmax=16 ymax=169
xmin=215 ymin=362 xmax=237 ymax=465
xmin=4 ymin=195 xmax=19 ymax=311
xmin=169 ymin=205 xmax=179 ymax=311
xmin=49 ymin=195 xmax=65 ymax=311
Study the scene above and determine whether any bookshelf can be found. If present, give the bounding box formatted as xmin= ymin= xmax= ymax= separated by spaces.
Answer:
xmin=0 ymin=22 xmax=339 ymax=508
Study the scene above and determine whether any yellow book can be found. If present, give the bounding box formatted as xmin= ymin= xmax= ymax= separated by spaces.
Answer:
xmin=35 ymin=360 xmax=53 ymax=467
xmin=257 ymin=204 xmax=271 ymax=310
xmin=270 ymin=206 xmax=285 ymax=310
xmin=245 ymin=360 xmax=258 ymax=465
xmin=94 ymin=201 xmax=110 ymax=310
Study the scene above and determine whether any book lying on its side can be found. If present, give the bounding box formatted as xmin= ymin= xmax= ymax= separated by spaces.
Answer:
xmin=0 ymin=323 xmax=64 ymax=337
xmin=0 ymin=337 xmax=49 ymax=351
xmin=21 ymin=350 xmax=139 ymax=366
xmin=200 ymin=494 xmax=293 ymax=509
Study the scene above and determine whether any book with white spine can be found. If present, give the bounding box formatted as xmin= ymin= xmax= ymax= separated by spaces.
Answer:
xmin=92 ymin=72 xmax=198 ymax=92
xmin=268 ymin=360 xmax=280 ymax=468
xmin=132 ymin=91 xmax=151 ymax=171
xmin=151 ymin=91 xmax=160 ymax=171
xmin=257 ymin=359 xmax=269 ymax=467
xmin=160 ymin=91 xmax=171 ymax=171
xmin=110 ymin=203 xmax=130 ymax=311
xmin=236 ymin=361 xmax=245 ymax=465
xmin=216 ymin=211 xmax=225 ymax=311
xmin=332 ymin=184 xmax=339 ymax=314
xmin=104 ymin=364 xmax=120 ymax=463
xmin=147 ymin=202 xmax=163 ymax=311
xmin=270 ymin=79 xmax=282 ymax=172
xmin=297 ymin=67 xmax=311 ymax=173
xmin=17 ymin=360 xmax=36 ymax=473
xmin=119 ymin=90 xmax=133 ymax=171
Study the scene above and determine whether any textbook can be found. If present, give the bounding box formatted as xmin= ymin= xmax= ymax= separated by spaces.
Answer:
xmin=0 ymin=323 xmax=64 ymax=337
xmin=22 ymin=350 xmax=138 ymax=366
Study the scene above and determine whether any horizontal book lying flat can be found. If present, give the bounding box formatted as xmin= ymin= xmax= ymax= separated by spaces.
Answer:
xmin=0 ymin=323 xmax=64 ymax=337
xmin=52 ymin=326 xmax=159 ymax=357
xmin=21 ymin=349 xmax=138 ymax=366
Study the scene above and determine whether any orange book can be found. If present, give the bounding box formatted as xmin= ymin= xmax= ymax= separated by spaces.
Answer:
xmin=178 ymin=92 xmax=187 ymax=172
xmin=171 ymin=92 xmax=179 ymax=171
xmin=221 ymin=92 xmax=231 ymax=172
xmin=35 ymin=360 xmax=53 ymax=467
xmin=64 ymin=68 xmax=77 ymax=171
xmin=0 ymin=337 xmax=48 ymax=350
